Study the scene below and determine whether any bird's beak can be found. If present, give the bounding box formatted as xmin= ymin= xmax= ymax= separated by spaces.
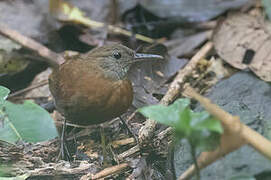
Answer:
xmin=133 ymin=53 xmax=164 ymax=62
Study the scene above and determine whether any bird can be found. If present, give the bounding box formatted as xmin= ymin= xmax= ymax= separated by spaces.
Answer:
xmin=48 ymin=43 xmax=163 ymax=159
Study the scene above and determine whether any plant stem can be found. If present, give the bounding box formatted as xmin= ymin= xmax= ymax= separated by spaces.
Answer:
xmin=190 ymin=142 xmax=200 ymax=180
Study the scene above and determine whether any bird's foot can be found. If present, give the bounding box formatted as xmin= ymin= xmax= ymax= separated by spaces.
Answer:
xmin=57 ymin=118 xmax=72 ymax=161
xmin=100 ymin=126 xmax=111 ymax=167
xmin=119 ymin=116 xmax=139 ymax=143
xmin=57 ymin=138 xmax=71 ymax=161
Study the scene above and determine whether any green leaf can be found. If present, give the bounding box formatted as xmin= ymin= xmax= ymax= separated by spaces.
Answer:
xmin=138 ymin=104 xmax=175 ymax=127
xmin=138 ymin=98 xmax=190 ymax=127
xmin=189 ymin=130 xmax=220 ymax=151
xmin=175 ymin=107 xmax=191 ymax=137
xmin=191 ymin=111 xmax=223 ymax=133
xmin=189 ymin=112 xmax=223 ymax=151
xmin=0 ymin=86 xmax=10 ymax=106
xmin=0 ymin=100 xmax=58 ymax=144
xmin=138 ymin=98 xmax=223 ymax=151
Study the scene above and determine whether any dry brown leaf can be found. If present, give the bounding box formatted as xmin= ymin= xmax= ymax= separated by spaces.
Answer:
xmin=213 ymin=13 xmax=271 ymax=81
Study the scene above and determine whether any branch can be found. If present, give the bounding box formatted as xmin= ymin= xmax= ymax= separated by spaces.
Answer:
xmin=0 ymin=23 xmax=64 ymax=68
xmin=179 ymin=87 xmax=271 ymax=179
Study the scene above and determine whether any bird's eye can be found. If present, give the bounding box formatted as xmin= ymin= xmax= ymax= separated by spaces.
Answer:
xmin=113 ymin=51 xmax=121 ymax=59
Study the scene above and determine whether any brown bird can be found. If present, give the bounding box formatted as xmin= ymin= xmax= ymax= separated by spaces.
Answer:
xmin=49 ymin=43 xmax=163 ymax=159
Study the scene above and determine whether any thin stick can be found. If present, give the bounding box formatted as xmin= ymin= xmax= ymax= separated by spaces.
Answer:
xmin=126 ymin=111 xmax=136 ymax=122
xmin=117 ymin=145 xmax=140 ymax=160
xmin=91 ymin=163 xmax=129 ymax=179
xmin=8 ymin=80 xmax=48 ymax=98
xmin=184 ymin=87 xmax=271 ymax=159
xmin=50 ymin=0 xmax=156 ymax=44
xmin=161 ymin=41 xmax=214 ymax=105
xmin=138 ymin=41 xmax=214 ymax=144
xmin=179 ymin=87 xmax=271 ymax=180
xmin=69 ymin=13 xmax=155 ymax=43
xmin=111 ymin=138 xmax=135 ymax=148
xmin=0 ymin=23 xmax=63 ymax=68
xmin=190 ymin=143 xmax=200 ymax=180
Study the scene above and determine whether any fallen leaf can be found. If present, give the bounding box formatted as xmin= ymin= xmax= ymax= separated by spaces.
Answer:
xmin=213 ymin=13 xmax=271 ymax=81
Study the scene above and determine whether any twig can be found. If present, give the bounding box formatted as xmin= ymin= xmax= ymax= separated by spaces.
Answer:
xmin=190 ymin=143 xmax=200 ymax=180
xmin=153 ymin=127 xmax=173 ymax=149
xmin=126 ymin=111 xmax=136 ymax=122
xmin=7 ymin=96 xmax=50 ymax=101
xmin=50 ymin=0 xmax=156 ymax=43
xmin=179 ymin=87 xmax=271 ymax=180
xmin=111 ymin=138 xmax=135 ymax=148
xmin=55 ymin=120 xmax=100 ymax=129
xmin=79 ymin=17 xmax=156 ymax=44
xmin=109 ymin=145 xmax=120 ymax=164
xmin=117 ymin=145 xmax=140 ymax=160
xmin=110 ymin=128 xmax=172 ymax=162
xmin=138 ymin=41 xmax=214 ymax=144
xmin=90 ymin=163 xmax=129 ymax=179
xmin=0 ymin=23 xmax=64 ymax=68
xmin=196 ymin=21 xmax=217 ymax=30
xmin=185 ymin=87 xmax=271 ymax=158
xmin=156 ymin=127 xmax=172 ymax=140
xmin=8 ymin=80 xmax=48 ymax=98
xmin=161 ymin=41 xmax=214 ymax=104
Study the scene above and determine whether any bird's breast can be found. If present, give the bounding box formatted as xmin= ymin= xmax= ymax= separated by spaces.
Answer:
xmin=49 ymin=60 xmax=133 ymax=125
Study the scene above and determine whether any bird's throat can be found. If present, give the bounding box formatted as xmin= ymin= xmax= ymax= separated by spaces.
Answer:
xmin=99 ymin=60 xmax=131 ymax=80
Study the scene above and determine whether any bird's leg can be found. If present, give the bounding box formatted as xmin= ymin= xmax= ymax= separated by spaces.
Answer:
xmin=71 ymin=128 xmax=79 ymax=157
xmin=57 ymin=118 xmax=71 ymax=161
xmin=100 ymin=126 xmax=109 ymax=166
xmin=119 ymin=116 xmax=138 ymax=143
